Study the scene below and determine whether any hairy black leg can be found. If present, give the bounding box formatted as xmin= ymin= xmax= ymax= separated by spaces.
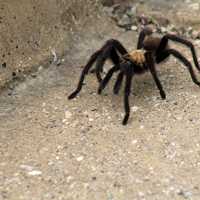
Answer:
xmin=68 ymin=50 xmax=101 ymax=99
xmin=137 ymin=27 xmax=153 ymax=49
xmin=163 ymin=49 xmax=200 ymax=86
xmin=113 ymin=71 xmax=124 ymax=94
xmin=98 ymin=65 xmax=120 ymax=94
xmin=95 ymin=46 xmax=111 ymax=82
xmin=95 ymin=39 xmax=127 ymax=82
xmin=95 ymin=46 xmax=118 ymax=82
xmin=109 ymin=39 xmax=128 ymax=55
xmin=158 ymin=34 xmax=200 ymax=71
xmin=123 ymin=73 xmax=133 ymax=125
xmin=145 ymin=52 xmax=166 ymax=99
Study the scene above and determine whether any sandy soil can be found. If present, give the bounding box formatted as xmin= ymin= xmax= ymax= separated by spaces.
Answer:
xmin=1 ymin=1 xmax=200 ymax=200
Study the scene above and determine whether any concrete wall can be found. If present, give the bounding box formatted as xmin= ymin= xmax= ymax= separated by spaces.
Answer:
xmin=0 ymin=0 xmax=101 ymax=88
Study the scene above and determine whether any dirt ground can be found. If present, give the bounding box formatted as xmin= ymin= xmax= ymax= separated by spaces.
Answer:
xmin=1 ymin=1 xmax=200 ymax=200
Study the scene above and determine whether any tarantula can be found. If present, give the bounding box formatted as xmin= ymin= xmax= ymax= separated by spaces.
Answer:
xmin=68 ymin=27 xmax=200 ymax=125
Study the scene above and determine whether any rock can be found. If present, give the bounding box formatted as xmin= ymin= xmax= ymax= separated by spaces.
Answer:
xmin=160 ymin=26 xmax=167 ymax=33
xmin=131 ymin=25 xmax=137 ymax=31
xmin=191 ymin=30 xmax=198 ymax=39
xmin=28 ymin=170 xmax=42 ymax=176
xmin=189 ymin=3 xmax=199 ymax=10
xmin=191 ymin=29 xmax=200 ymax=39
xmin=65 ymin=110 xmax=72 ymax=119
xmin=101 ymin=0 xmax=114 ymax=7
xmin=167 ymin=24 xmax=178 ymax=34
xmin=20 ymin=164 xmax=34 ymax=171
xmin=103 ymin=6 xmax=114 ymax=17
xmin=76 ymin=156 xmax=84 ymax=162
xmin=187 ymin=26 xmax=193 ymax=34
xmin=131 ymin=106 xmax=139 ymax=112
xmin=177 ymin=189 xmax=193 ymax=199
xmin=117 ymin=14 xmax=131 ymax=28
xmin=152 ymin=15 xmax=170 ymax=27
xmin=126 ymin=6 xmax=137 ymax=18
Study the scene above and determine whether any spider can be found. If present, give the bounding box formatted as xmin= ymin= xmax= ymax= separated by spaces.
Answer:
xmin=68 ymin=27 xmax=200 ymax=125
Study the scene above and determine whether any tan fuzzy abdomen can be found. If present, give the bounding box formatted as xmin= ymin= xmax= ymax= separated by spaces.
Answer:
xmin=124 ymin=50 xmax=146 ymax=65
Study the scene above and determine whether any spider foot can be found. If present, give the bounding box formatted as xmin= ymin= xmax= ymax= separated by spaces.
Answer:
xmin=68 ymin=91 xmax=78 ymax=100
xmin=113 ymin=87 xmax=120 ymax=95
xmin=160 ymin=91 xmax=166 ymax=100
xmin=194 ymin=81 xmax=200 ymax=86
xmin=97 ymin=88 xmax=102 ymax=95
xmin=113 ymin=89 xmax=119 ymax=95
xmin=122 ymin=114 xmax=129 ymax=125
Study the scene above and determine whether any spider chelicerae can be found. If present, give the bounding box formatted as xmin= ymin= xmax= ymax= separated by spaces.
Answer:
xmin=68 ymin=27 xmax=200 ymax=125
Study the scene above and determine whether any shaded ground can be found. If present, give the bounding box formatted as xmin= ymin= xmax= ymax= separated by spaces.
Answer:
xmin=1 ymin=1 xmax=200 ymax=200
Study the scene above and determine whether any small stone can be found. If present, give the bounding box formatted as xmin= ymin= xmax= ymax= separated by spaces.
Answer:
xmin=65 ymin=111 xmax=72 ymax=119
xmin=177 ymin=189 xmax=193 ymax=199
xmin=66 ymin=176 xmax=73 ymax=183
xmin=28 ymin=170 xmax=42 ymax=176
xmin=101 ymin=0 xmax=114 ymax=7
xmin=2 ymin=62 xmax=7 ymax=68
xmin=131 ymin=25 xmax=137 ymax=31
xmin=187 ymin=26 xmax=193 ymax=34
xmin=131 ymin=106 xmax=139 ymax=112
xmin=126 ymin=6 xmax=137 ymax=18
xmin=76 ymin=156 xmax=84 ymax=162
xmin=38 ymin=66 xmax=43 ymax=71
xmin=138 ymin=191 xmax=145 ymax=197
xmin=89 ymin=118 xmax=94 ymax=122
xmin=20 ymin=165 xmax=33 ymax=171
xmin=160 ymin=27 xmax=167 ymax=33
xmin=189 ymin=3 xmax=199 ymax=10
xmin=132 ymin=140 xmax=138 ymax=144
xmin=140 ymin=125 xmax=144 ymax=129
xmin=117 ymin=14 xmax=131 ymax=28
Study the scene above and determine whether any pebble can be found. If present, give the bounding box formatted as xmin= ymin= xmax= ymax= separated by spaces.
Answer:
xmin=132 ymin=140 xmax=138 ymax=145
xmin=131 ymin=106 xmax=139 ymax=112
xmin=189 ymin=3 xmax=199 ymax=10
xmin=117 ymin=14 xmax=131 ymax=28
xmin=138 ymin=191 xmax=145 ymax=197
xmin=131 ymin=25 xmax=138 ymax=31
xmin=65 ymin=110 xmax=72 ymax=119
xmin=89 ymin=118 xmax=94 ymax=122
xmin=177 ymin=189 xmax=193 ymax=199
xmin=160 ymin=27 xmax=167 ymax=33
xmin=66 ymin=176 xmax=74 ymax=183
xmin=20 ymin=165 xmax=34 ymax=171
xmin=28 ymin=170 xmax=42 ymax=176
xmin=140 ymin=125 xmax=144 ymax=129
xmin=126 ymin=6 xmax=137 ymax=18
xmin=76 ymin=156 xmax=84 ymax=162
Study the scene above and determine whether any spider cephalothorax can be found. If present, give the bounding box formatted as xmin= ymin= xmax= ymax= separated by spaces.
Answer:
xmin=68 ymin=27 xmax=200 ymax=125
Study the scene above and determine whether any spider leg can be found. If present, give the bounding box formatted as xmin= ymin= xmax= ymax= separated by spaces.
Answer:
xmin=68 ymin=50 xmax=101 ymax=99
xmin=98 ymin=65 xmax=120 ymax=94
xmin=95 ymin=46 xmax=119 ymax=82
xmin=162 ymin=48 xmax=200 ymax=86
xmin=123 ymin=71 xmax=133 ymax=125
xmin=157 ymin=34 xmax=200 ymax=72
xmin=145 ymin=52 xmax=166 ymax=99
xmin=137 ymin=27 xmax=153 ymax=49
xmin=113 ymin=71 xmax=124 ymax=95
xmin=95 ymin=39 xmax=128 ymax=82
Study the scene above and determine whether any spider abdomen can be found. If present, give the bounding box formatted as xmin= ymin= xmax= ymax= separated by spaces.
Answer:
xmin=123 ymin=50 xmax=146 ymax=64
xmin=122 ymin=50 xmax=148 ymax=74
